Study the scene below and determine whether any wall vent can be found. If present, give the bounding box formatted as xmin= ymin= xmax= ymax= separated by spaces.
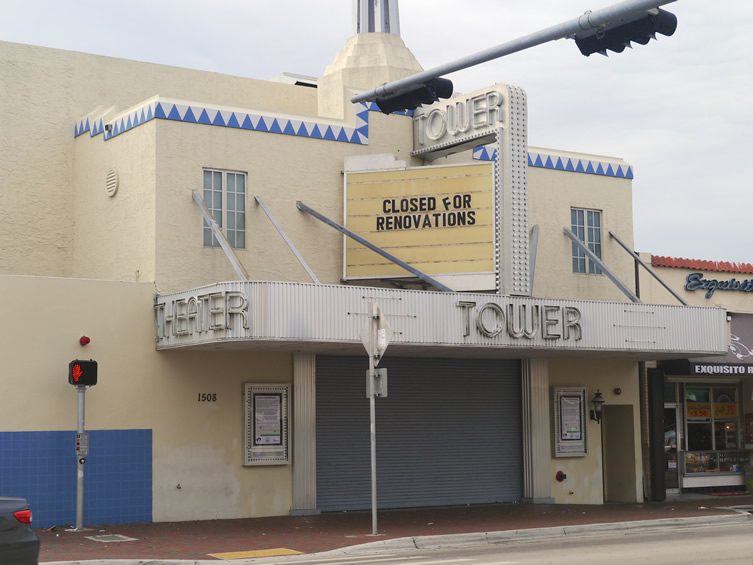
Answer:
xmin=105 ymin=168 xmax=119 ymax=197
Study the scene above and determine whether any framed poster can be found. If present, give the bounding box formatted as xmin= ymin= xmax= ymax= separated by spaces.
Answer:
xmin=552 ymin=386 xmax=587 ymax=457
xmin=244 ymin=384 xmax=289 ymax=466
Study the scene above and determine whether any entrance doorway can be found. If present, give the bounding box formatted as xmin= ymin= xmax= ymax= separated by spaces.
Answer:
xmin=602 ymin=405 xmax=637 ymax=502
xmin=663 ymin=405 xmax=680 ymax=492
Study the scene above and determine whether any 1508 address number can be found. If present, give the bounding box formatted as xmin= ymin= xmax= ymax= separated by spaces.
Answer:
xmin=197 ymin=393 xmax=217 ymax=402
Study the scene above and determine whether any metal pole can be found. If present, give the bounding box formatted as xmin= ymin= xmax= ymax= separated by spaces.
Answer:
xmin=351 ymin=0 xmax=677 ymax=104
xmin=369 ymin=302 xmax=378 ymax=536
xmin=608 ymin=231 xmax=687 ymax=305
xmin=296 ymin=201 xmax=452 ymax=292
xmin=75 ymin=385 xmax=85 ymax=531
xmin=254 ymin=195 xmax=321 ymax=284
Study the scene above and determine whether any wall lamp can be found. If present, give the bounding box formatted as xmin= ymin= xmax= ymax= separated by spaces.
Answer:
xmin=590 ymin=389 xmax=606 ymax=424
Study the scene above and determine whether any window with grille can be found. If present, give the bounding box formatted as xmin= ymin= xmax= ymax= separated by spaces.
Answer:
xmin=571 ymin=208 xmax=602 ymax=274
xmin=202 ymin=169 xmax=246 ymax=248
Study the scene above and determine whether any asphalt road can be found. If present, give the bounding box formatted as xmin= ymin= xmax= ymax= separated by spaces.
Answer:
xmin=250 ymin=521 xmax=753 ymax=565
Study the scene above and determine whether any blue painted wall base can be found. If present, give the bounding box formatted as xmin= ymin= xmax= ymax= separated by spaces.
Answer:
xmin=0 ymin=429 xmax=152 ymax=528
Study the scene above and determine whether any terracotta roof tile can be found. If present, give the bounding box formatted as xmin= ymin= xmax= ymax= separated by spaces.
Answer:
xmin=651 ymin=255 xmax=753 ymax=274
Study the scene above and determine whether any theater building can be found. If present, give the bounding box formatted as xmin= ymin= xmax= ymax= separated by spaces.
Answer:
xmin=0 ymin=3 xmax=728 ymax=527
xmin=639 ymin=255 xmax=753 ymax=497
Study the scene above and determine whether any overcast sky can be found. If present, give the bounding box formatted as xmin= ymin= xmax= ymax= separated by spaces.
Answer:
xmin=2 ymin=0 xmax=751 ymax=262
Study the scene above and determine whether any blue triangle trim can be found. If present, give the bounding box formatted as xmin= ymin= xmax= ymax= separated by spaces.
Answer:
xmin=606 ymin=164 xmax=615 ymax=176
xmin=269 ymin=119 xmax=282 ymax=134
xmin=555 ymin=157 xmax=565 ymax=170
xmin=198 ymin=109 xmax=212 ymax=125
xmin=565 ymin=159 xmax=575 ymax=172
xmin=212 ymin=111 xmax=226 ymax=126
xmin=310 ymin=124 xmax=322 ymax=139
xmin=336 ymin=128 xmax=350 ymax=142
xmin=256 ymin=117 xmax=269 ymax=132
xmin=615 ymin=165 xmax=624 ymax=178
xmin=575 ymin=160 xmax=585 ymax=173
xmin=323 ymin=126 xmax=336 ymax=141
xmin=146 ymin=105 xmax=154 ymax=121
xmin=183 ymin=107 xmax=197 ymax=123
xmin=283 ymin=120 xmax=296 ymax=135
xmin=167 ymin=105 xmax=181 ymax=121
xmin=596 ymin=163 xmax=605 ymax=175
xmin=296 ymin=122 xmax=309 ymax=137
xmin=585 ymin=162 xmax=595 ymax=174
xmin=544 ymin=156 xmax=554 ymax=169
xmin=534 ymin=155 xmax=544 ymax=168
xmin=241 ymin=114 xmax=254 ymax=130
xmin=227 ymin=113 xmax=240 ymax=128
xmin=349 ymin=131 xmax=363 ymax=144
xmin=626 ymin=167 xmax=634 ymax=179
xmin=154 ymin=103 xmax=166 ymax=119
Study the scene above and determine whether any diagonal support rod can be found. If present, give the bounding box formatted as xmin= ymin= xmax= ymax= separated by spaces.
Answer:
xmin=192 ymin=191 xmax=250 ymax=281
xmin=609 ymin=231 xmax=687 ymax=305
xmin=564 ymin=227 xmax=640 ymax=303
xmin=296 ymin=201 xmax=453 ymax=292
xmin=255 ymin=195 xmax=321 ymax=284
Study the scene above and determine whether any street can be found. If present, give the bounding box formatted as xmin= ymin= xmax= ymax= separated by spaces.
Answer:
xmin=252 ymin=521 xmax=753 ymax=565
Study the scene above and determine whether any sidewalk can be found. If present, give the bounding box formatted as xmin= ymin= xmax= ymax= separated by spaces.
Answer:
xmin=38 ymin=494 xmax=753 ymax=563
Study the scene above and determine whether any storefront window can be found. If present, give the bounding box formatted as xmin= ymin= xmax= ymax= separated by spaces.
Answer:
xmin=683 ymin=384 xmax=743 ymax=474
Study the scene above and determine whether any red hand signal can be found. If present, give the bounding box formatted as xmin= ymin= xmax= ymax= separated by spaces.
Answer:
xmin=71 ymin=363 xmax=84 ymax=383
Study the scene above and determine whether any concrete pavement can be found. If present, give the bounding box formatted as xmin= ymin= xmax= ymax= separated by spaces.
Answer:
xmin=38 ymin=493 xmax=753 ymax=564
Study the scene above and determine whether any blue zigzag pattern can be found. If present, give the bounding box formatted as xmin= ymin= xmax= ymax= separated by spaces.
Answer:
xmin=472 ymin=145 xmax=634 ymax=180
xmin=73 ymin=98 xmax=413 ymax=145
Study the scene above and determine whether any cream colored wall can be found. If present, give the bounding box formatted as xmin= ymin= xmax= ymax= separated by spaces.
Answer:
xmin=548 ymin=358 xmax=643 ymax=504
xmin=639 ymin=254 xmax=753 ymax=312
xmin=153 ymin=110 xmax=415 ymax=292
xmin=0 ymin=40 xmax=316 ymax=278
xmin=0 ymin=274 xmax=294 ymax=521
xmin=72 ymin=123 xmax=157 ymax=281
xmin=529 ymin=167 xmax=635 ymax=302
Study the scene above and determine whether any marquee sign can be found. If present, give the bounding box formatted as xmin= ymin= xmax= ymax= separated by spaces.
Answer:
xmin=685 ymin=272 xmax=753 ymax=299
xmin=412 ymin=87 xmax=507 ymax=159
xmin=344 ymin=163 xmax=495 ymax=290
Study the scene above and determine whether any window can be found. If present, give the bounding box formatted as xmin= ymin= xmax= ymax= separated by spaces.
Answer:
xmin=203 ymin=169 xmax=246 ymax=248
xmin=571 ymin=208 xmax=602 ymax=274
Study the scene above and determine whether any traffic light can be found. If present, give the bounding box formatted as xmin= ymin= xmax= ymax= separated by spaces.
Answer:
xmin=575 ymin=8 xmax=677 ymax=57
xmin=374 ymin=78 xmax=454 ymax=114
xmin=68 ymin=359 xmax=97 ymax=386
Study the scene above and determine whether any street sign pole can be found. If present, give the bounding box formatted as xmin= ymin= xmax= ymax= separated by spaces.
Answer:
xmin=75 ymin=384 xmax=86 ymax=531
xmin=368 ymin=338 xmax=378 ymax=536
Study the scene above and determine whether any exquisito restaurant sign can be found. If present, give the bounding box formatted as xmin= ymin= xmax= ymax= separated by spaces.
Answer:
xmin=344 ymin=163 xmax=494 ymax=289
xmin=685 ymin=272 xmax=753 ymax=299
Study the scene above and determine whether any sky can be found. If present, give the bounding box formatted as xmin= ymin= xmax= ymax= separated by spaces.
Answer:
xmin=2 ymin=0 xmax=751 ymax=262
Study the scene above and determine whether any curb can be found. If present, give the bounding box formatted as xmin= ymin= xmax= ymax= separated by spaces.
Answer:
xmin=43 ymin=512 xmax=753 ymax=565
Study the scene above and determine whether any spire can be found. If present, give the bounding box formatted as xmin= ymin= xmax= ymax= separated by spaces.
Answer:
xmin=353 ymin=0 xmax=401 ymax=36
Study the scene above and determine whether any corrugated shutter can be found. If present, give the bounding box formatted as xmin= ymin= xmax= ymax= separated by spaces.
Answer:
xmin=316 ymin=356 xmax=522 ymax=511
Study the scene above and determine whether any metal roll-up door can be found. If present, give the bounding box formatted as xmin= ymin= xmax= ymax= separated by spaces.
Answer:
xmin=316 ymin=355 xmax=521 ymax=511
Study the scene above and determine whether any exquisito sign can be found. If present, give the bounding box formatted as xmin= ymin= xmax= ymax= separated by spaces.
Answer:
xmin=412 ymin=86 xmax=507 ymax=158
xmin=685 ymin=272 xmax=753 ymax=299
xmin=344 ymin=163 xmax=494 ymax=288
xmin=690 ymin=363 xmax=753 ymax=376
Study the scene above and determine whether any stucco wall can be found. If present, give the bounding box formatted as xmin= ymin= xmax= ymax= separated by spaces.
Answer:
xmin=0 ymin=40 xmax=316 ymax=279
xmin=152 ymin=109 xmax=415 ymax=292
xmin=72 ymin=122 xmax=157 ymax=281
xmin=529 ymin=165 xmax=634 ymax=302
xmin=0 ymin=275 xmax=293 ymax=521
xmin=548 ymin=358 xmax=643 ymax=504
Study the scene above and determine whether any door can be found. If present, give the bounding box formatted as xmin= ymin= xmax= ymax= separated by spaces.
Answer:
xmin=663 ymin=405 xmax=680 ymax=491
xmin=315 ymin=356 xmax=522 ymax=511
xmin=602 ymin=404 xmax=637 ymax=502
